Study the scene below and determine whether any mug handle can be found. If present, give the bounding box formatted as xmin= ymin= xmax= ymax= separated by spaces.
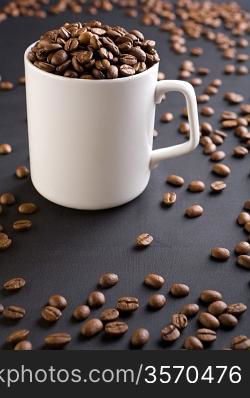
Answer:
xmin=150 ymin=80 xmax=200 ymax=169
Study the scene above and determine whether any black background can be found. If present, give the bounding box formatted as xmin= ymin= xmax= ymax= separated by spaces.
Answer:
xmin=0 ymin=0 xmax=250 ymax=350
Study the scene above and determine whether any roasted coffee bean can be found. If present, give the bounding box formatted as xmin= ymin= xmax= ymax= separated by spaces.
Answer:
xmin=244 ymin=199 xmax=250 ymax=210
xmin=3 ymin=277 xmax=26 ymax=291
xmin=237 ymin=53 xmax=249 ymax=62
xmin=136 ymin=233 xmax=153 ymax=247
xmin=0 ymin=80 xmax=14 ymax=90
xmin=233 ymin=146 xmax=248 ymax=158
xmin=73 ymin=305 xmax=90 ymax=321
xmin=117 ymin=297 xmax=139 ymax=312
xmin=219 ymin=313 xmax=238 ymax=328
xmin=198 ymin=312 xmax=220 ymax=329
xmin=212 ymin=163 xmax=231 ymax=177
xmin=119 ymin=64 xmax=135 ymax=76
xmin=237 ymin=65 xmax=249 ymax=75
xmin=201 ymin=106 xmax=214 ymax=116
xmin=105 ymin=321 xmax=128 ymax=336
xmin=6 ymin=329 xmax=30 ymax=344
xmin=235 ymin=126 xmax=249 ymax=138
xmin=224 ymin=92 xmax=244 ymax=104
xmin=191 ymin=47 xmax=203 ymax=56
xmin=200 ymin=122 xmax=213 ymax=135
xmin=131 ymin=328 xmax=150 ymax=347
xmin=16 ymin=166 xmax=29 ymax=178
xmin=171 ymin=313 xmax=188 ymax=329
xmin=14 ymin=341 xmax=32 ymax=351
xmin=211 ymin=247 xmax=230 ymax=261
xmin=196 ymin=328 xmax=216 ymax=343
xmin=106 ymin=65 xmax=118 ymax=79
xmin=237 ymin=212 xmax=250 ymax=225
xmin=41 ymin=306 xmax=62 ymax=322
xmin=185 ymin=205 xmax=203 ymax=218
xmin=160 ymin=112 xmax=174 ymax=123
xmin=197 ymin=94 xmax=210 ymax=104
xmin=203 ymin=143 xmax=217 ymax=155
xmin=51 ymin=50 xmax=68 ymax=66
xmin=3 ymin=306 xmax=26 ymax=320
xmin=144 ymin=273 xmax=165 ymax=289
xmin=34 ymin=61 xmax=56 ymax=73
xmin=208 ymin=301 xmax=227 ymax=316
xmin=170 ymin=283 xmax=189 ymax=297
xmin=161 ymin=324 xmax=180 ymax=343
xmin=224 ymin=64 xmax=236 ymax=74
xmin=188 ymin=181 xmax=205 ymax=193
xmin=48 ymin=295 xmax=67 ymax=310
xmin=210 ymin=151 xmax=226 ymax=162
xmin=241 ymin=104 xmax=250 ymax=115
xmin=0 ymin=143 xmax=12 ymax=154
xmin=98 ymin=272 xmax=118 ymax=288
xmin=148 ymin=294 xmax=166 ymax=309
xmin=44 ymin=332 xmax=71 ymax=348
xmin=197 ymin=67 xmax=210 ymax=75
xmin=184 ymin=336 xmax=204 ymax=350
xmin=189 ymin=78 xmax=202 ymax=86
xmin=0 ymin=303 xmax=4 ymax=314
xmin=214 ymin=130 xmax=228 ymax=139
xmin=200 ymin=290 xmax=222 ymax=303
xmin=80 ymin=319 xmax=103 ymax=337
xmin=221 ymin=111 xmax=237 ymax=121
xmin=179 ymin=122 xmax=190 ymax=135
xmin=13 ymin=220 xmax=32 ymax=231
xmin=88 ymin=291 xmax=105 ymax=308
xmin=227 ymin=303 xmax=247 ymax=317
xmin=221 ymin=120 xmax=238 ymax=128
xmin=211 ymin=133 xmax=224 ymax=145
xmin=235 ymin=241 xmax=250 ymax=254
xmin=19 ymin=76 xmax=25 ymax=85
xmin=100 ymin=308 xmax=119 ymax=322
xmin=204 ymin=85 xmax=218 ymax=95
xmin=180 ymin=303 xmax=199 ymax=318
xmin=0 ymin=192 xmax=15 ymax=205
xmin=166 ymin=175 xmax=184 ymax=187
xmin=0 ymin=234 xmax=12 ymax=251
xmin=237 ymin=255 xmax=250 ymax=269
xmin=18 ymin=203 xmax=37 ymax=215
xmin=231 ymin=335 xmax=250 ymax=350
xmin=211 ymin=79 xmax=222 ymax=88
xmin=162 ymin=192 xmax=176 ymax=206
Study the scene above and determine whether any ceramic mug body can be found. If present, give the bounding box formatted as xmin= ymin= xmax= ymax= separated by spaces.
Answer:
xmin=24 ymin=44 xmax=200 ymax=210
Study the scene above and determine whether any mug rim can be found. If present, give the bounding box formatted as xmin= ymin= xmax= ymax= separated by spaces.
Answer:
xmin=24 ymin=43 xmax=159 ymax=84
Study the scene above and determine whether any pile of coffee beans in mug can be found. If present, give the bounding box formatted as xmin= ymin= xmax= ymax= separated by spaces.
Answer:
xmin=28 ymin=21 xmax=160 ymax=79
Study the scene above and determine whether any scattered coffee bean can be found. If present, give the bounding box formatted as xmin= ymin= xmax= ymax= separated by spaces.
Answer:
xmin=231 ymin=335 xmax=250 ymax=350
xmin=241 ymin=104 xmax=250 ymax=115
xmin=14 ymin=341 xmax=32 ymax=351
xmin=224 ymin=64 xmax=236 ymax=74
xmin=100 ymin=308 xmax=119 ymax=322
xmin=203 ymin=143 xmax=217 ymax=155
xmin=245 ymin=222 xmax=250 ymax=233
xmin=221 ymin=120 xmax=238 ymax=128
xmin=200 ymin=290 xmax=223 ymax=303
xmin=0 ymin=192 xmax=15 ymax=205
xmin=162 ymin=192 xmax=176 ymax=206
xmin=80 ymin=318 xmax=103 ymax=337
xmin=131 ymin=328 xmax=150 ymax=347
xmin=170 ymin=283 xmax=189 ymax=297
xmin=233 ymin=145 xmax=248 ymax=158
xmin=48 ymin=295 xmax=67 ymax=310
xmin=44 ymin=332 xmax=71 ymax=348
xmin=0 ymin=143 xmax=12 ymax=154
xmin=237 ymin=255 xmax=250 ymax=269
xmin=6 ymin=329 xmax=30 ymax=344
xmin=191 ymin=47 xmax=203 ymax=56
xmin=3 ymin=305 xmax=26 ymax=320
xmin=208 ymin=301 xmax=227 ymax=316
xmin=237 ymin=65 xmax=249 ymax=75
xmin=0 ymin=233 xmax=12 ymax=251
xmin=73 ymin=305 xmax=90 ymax=321
xmin=212 ymin=163 xmax=231 ymax=177
xmin=105 ymin=321 xmax=128 ymax=336
xmin=18 ymin=203 xmax=38 ymax=215
xmin=235 ymin=241 xmax=250 ymax=254
xmin=180 ymin=303 xmax=199 ymax=318
xmin=136 ymin=233 xmax=153 ymax=247
xmin=3 ymin=277 xmax=26 ymax=291
xmin=224 ymin=92 xmax=244 ymax=104
xmin=201 ymin=106 xmax=214 ymax=116
xmin=211 ymin=247 xmax=230 ymax=261
xmin=18 ymin=76 xmax=25 ymax=85
xmin=144 ymin=273 xmax=165 ymax=289
xmin=243 ymin=199 xmax=250 ymax=210
xmin=185 ymin=204 xmax=203 ymax=218
xmin=184 ymin=336 xmax=204 ymax=350
xmin=15 ymin=166 xmax=30 ymax=178
xmin=41 ymin=306 xmax=62 ymax=322
xmin=188 ymin=181 xmax=205 ymax=193
xmin=98 ymin=272 xmax=118 ymax=288
xmin=117 ymin=297 xmax=139 ymax=312
xmin=179 ymin=122 xmax=190 ymax=135
xmin=227 ymin=303 xmax=247 ymax=316
xmin=160 ymin=112 xmax=173 ymax=123
xmin=218 ymin=313 xmax=238 ymax=328
xmin=198 ymin=312 xmax=220 ymax=329
xmin=210 ymin=151 xmax=226 ymax=162
xmin=200 ymin=122 xmax=213 ymax=135
xmin=13 ymin=219 xmax=32 ymax=231
xmin=211 ymin=133 xmax=224 ymax=145
xmin=171 ymin=313 xmax=188 ymax=329
xmin=237 ymin=212 xmax=250 ymax=225
xmin=161 ymin=324 xmax=180 ymax=343
xmin=197 ymin=94 xmax=210 ymax=103
xmin=210 ymin=79 xmax=222 ymax=88
xmin=204 ymin=85 xmax=218 ymax=95
xmin=88 ymin=291 xmax=105 ymax=308
xmin=197 ymin=67 xmax=210 ymax=75
xmin=196 ymin=328 xmax=216 ymax=343
xmin=148 ymin=294 xmax=166 ymax=309
xmin=189 ymin=77 xmax=202 ymax=86
xmin=0 ymin=81 xmax=14 ymax=90
xmin=166 ymin=175 xmax=184 ymax=187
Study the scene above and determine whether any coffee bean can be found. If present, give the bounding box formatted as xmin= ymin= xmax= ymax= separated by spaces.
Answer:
xmin=214 ymin=130 xmax=228 ymax=139
xmin=184 ymin=336 xmax=204 ymax=350
xmin=0 ymin=303 xmax=4 ymax=314
xmin=105 ymin=321 xmax=128 ymax=336
xmin=237 ymin=53 xmax=249 ymax=62
xmin=13 ymin=219 xmax=32 ymax=231
xmin=148 ymin=294 xmax=166 ymax=309
xmin=0 ymin=233 xmax=12 ymax=251
xmin=189 ymin=78 xmax=202 ymax=86
xmin=160 ymin=112 xmax=174 ymax=123
xmin=41 ymin=306 xmax=62 ymax=322
xmin=244 ymin=222 xmax=250 ymax=233
xmin=73 ymin=305 xmax=90 ymax=321
xmin=196 ymin=328 xmax=216 ymax=343
xmin=208 ymin=301 xmax=227 ymax=316
xmin=201 ymin=122 xmax=213 ymax=135
xmin=98 ymin=272 xmax=118 ymax=288
xmin=244 ymin=199 xmax=250 ymax=210
xmin=162 ymin=192 xmax=176 ymax=206
xmin=6 ymin=329 xmax=30 ymax=344
xmin=200 ymin=290 xmax=223 ymax=303
xmin=210 ymin=151 xmax=226 ymax=162
xmin=166 ymin=175 xmax=184 ymax=187
xmin=235 ymin=126 xmax=249 ymax=138
xmin=107 ymin=65 xmax=118 ymax=79
xmin=161 ymin=324 xmax=180 ymax=343
xmin=18 ymin=203 xmax=38 ymax=215
xmin=241 ymin=104 xmax=250 ymax=114
xmin=19 ymin=76 xmax=25 ymax=85
xmin=0 ymin=143 xmax=12 ymax=154
xmin=117 ymin=297 xmax=139 ymax=312
xmin=80 ymin=319 xmax=103 ymax=337
xmin=218 ymin=313 xmax=238 ymax=328
xmin=235 ymin=241 xmax=250 ymax=254
xmin=3 ymin=277 xmax=26 ymax=291
xmin=191 ymin=47 xmax=203 ymax=56
xmin=197 ymin=94 xmax=210 ymax=103
xmin=204 ymin=85 xmax=218 ymax=95
xmin=14 ymin=341 xmax=32 ymax=351
xmin=3 ymin=306 xmax=26 ymax=320
xmin=231 ymin=335 xmax=250 ymax=350
xmin=0 ymin=81 xmax=14 ymax=90
xmin=100 ymin=308 xmax=119 ymax=322
xmin=237 ymin=212 xmax=250 ymax=225
xmin=233 ymin=145 xmax=248 ymax=158
xmin=188 ymin=181 xmax=205 ymax=193
xmin=88 ymin=291 xmax=105 ymax=308
xmin=201 ymin=106 xmax=214 ymax=116
xmin=227 ymin=303 xmax=247 ymax=316
xmin=237 ymin=65 xmax=249 ymax=75
xmin=48 ymin=295 xmax=67 ymax=310
xmin=197 ymin=67 xmax=210 ymax=75
xmin=221 ymin=120 xmax=238 ymax=128
xmin=198 ymin=312 xmax=220 ymax=329
xmin=180 ymin=303 xmax=199 ymax=317
xmin=211 ymin=247 xmax=230 ymax=261
xmin=0 ymin=192 xmax=15 ymax=205
xmin=171 ymin=313 xmax=188 ymax=329
xmin=131 ymin=328 xmax=150 ymax=347
xmin=203 ymin=143 xmax=217 ymax=155
xmin=237 ymin=255 xmax=250 ymax=269
xmin=44 ymin=332 xmax=71 ymax=348
xmin=211 ymin=133 xmax=224 ymax=145
xmin=224 ymin=64 xmax=236 ymax=74
xmin=170 ymin=283 xmax=190 ymax=297
xmin=179 ymin=122 xmax=190 ymax=135
xmin=185 ymin=205 xmax=203 ymax=218
xmin=144 ymin=273 xmax=165 ymax=289
xmin=16 ymin=166 xmax=29 ymax=178
xmin=224 ymin=92 xmax=244 ymax=104
xmin=212 ymin=163 xmax=231 ymax=177
xmin=136 ymin=233 xmax=153 ymax=247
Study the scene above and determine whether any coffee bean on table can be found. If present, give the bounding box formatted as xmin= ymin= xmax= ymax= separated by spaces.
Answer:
xmin=211 ymin=247 xmax=230 ymax=261
xmin=18 ymin=203 xmax=38 ymax=215
xmin=160 ymin=112 xmax=173 ymax=122
xmin=87 ymin=291 xmax=105 ymax=308
xmin=201 ymin=106 xmax=214 ymax=116
xmin=243 ymin=199 xmax=250 ymax=210
xmin=200 ymin=290 xmax=223 ymax=303
xmin=13 ymin=220 xmax=32 ymax=231
xmin=203 ymin=143 xmax=216 ymax=155
xmin=166 ymin=175 xmax=184 ymax=187
xmin=73 ymin=305 xmax=90 ymax=321
xmin=171 ymin=313 xmax=188 ymax=329
xmin=221 ymin=120 xmax=238 ymax=128
xmin=237 ymin=212 xmax=250 ymax=225
xmin=237 ymin=255 xmax=250 ymax=269
xmin=231 ymin=335 xmax=250 ymax=350
xmin=180 ymin=303 xmax=199 ymax=318
xmin=218 ymin=313 xmax=238 ymax=328
xmin=224 ymin=64 xmax=236 ymax=74
xmin=197 ymin=94 xmax=210 ymax=103
xmin=191 ymin=47 xmax=203 ymax=56
xmin=48 ymin=295 xmax=67 ymax=310
xmin=6 ymin=329 xmax=30 ymax=344
xmin=187 ymin=181 xmax=205 ymax=192
xmin=210 ymin=151 xmax=226 ymax=162
xmin=130 ymin=328 xmax=150 ymax=347
xmin=3 ymin=306 xmax=26 ymax=320
xmin=198 ymin=312 xmax=220 ymax=329
xmin=136 ymin=233 xmax=153 ymax=247
xmin=0 ymin=81 xmax=14 ymax=90
xmin=224 ymin=92 xmax=244 ymax=104
xmin=235 ymin=241 xmax=250 ymax=254
xmin=211 ymin=133 xmax=223 ymax=145
xmin=204 ymin=85 xmax=218 ymax=95
xmin=117 ymin=297 xmax=139 ymax=312
xmin=0 ymin=234 xmax=12 ymax=250
xmin=3 ymin=277 xmax=26 ymax=291
xmin=80 ymin=318 xmax=103 ymax=337
xmin=241 ymin=104 xmax=250 ymax=114
xmin=196 ymin=329 xmax=216 ymax=343
xmin=208 ymin=301 xmax=227 ymax=316
xmin=197 ymin=67 xmax=210 ymax=75
xmin=16 ymin=166 xmax=30 ymax=178
xmin=105 ymin=321 xmax=128 ymax=336
xmin=184 ymin=336 xmax=204 ymax=350
xmin=170 ymin=283 xmax=189 ymax=297
xmin=0 ymin=304 xmax=4 ymax=314
xmin=211 ymin=79 xmax=222 ymax=87
xmin=98 ymin=272 xmax=118 ymax=288
xmin=244 ymin=222 xmax=250 ymax=233
xmin=233 ymin=146 xmax=248 ymax=158
xmin=161 ymin=324 xmax=180 ymax=343
xmin=148 ymin=294 xmax=166 ymax=309
xmin=162 ymin=192 xmax=176 ymax=205
xmin=19 ymin=76 xmax=25 ymax=85
xmin=179 ymin=122 xmax=190 ymax=135
xmin=185 ymin=205 xmax=203 ymax=218
xmin=212 ymin=163 xmax=231 ymax=177
xmin=144 ymin=273 xmax=165 ymax=289
xmin=41 ymin=306 xmax=62 ymax=322
xmin=14 ymin=341 xmax=32 ymax=351
xmin=0 ymin=144 xmax=12 ymax=154
xmin=0 ymin=192 xmax=15 ymax=205
xmin=226 ymin=303 xmax=247 ymax=316
xmin=44 ymin=332 xmax=71 ymax=348
xmin=100 ymin=308 xmax=119 ymax=322
xmin=189 ymin=78 xmax=202 ymax=86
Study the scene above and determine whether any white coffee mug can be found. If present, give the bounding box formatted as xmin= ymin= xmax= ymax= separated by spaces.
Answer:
xmin=24 ymin=44 xmax=200 ymax=210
